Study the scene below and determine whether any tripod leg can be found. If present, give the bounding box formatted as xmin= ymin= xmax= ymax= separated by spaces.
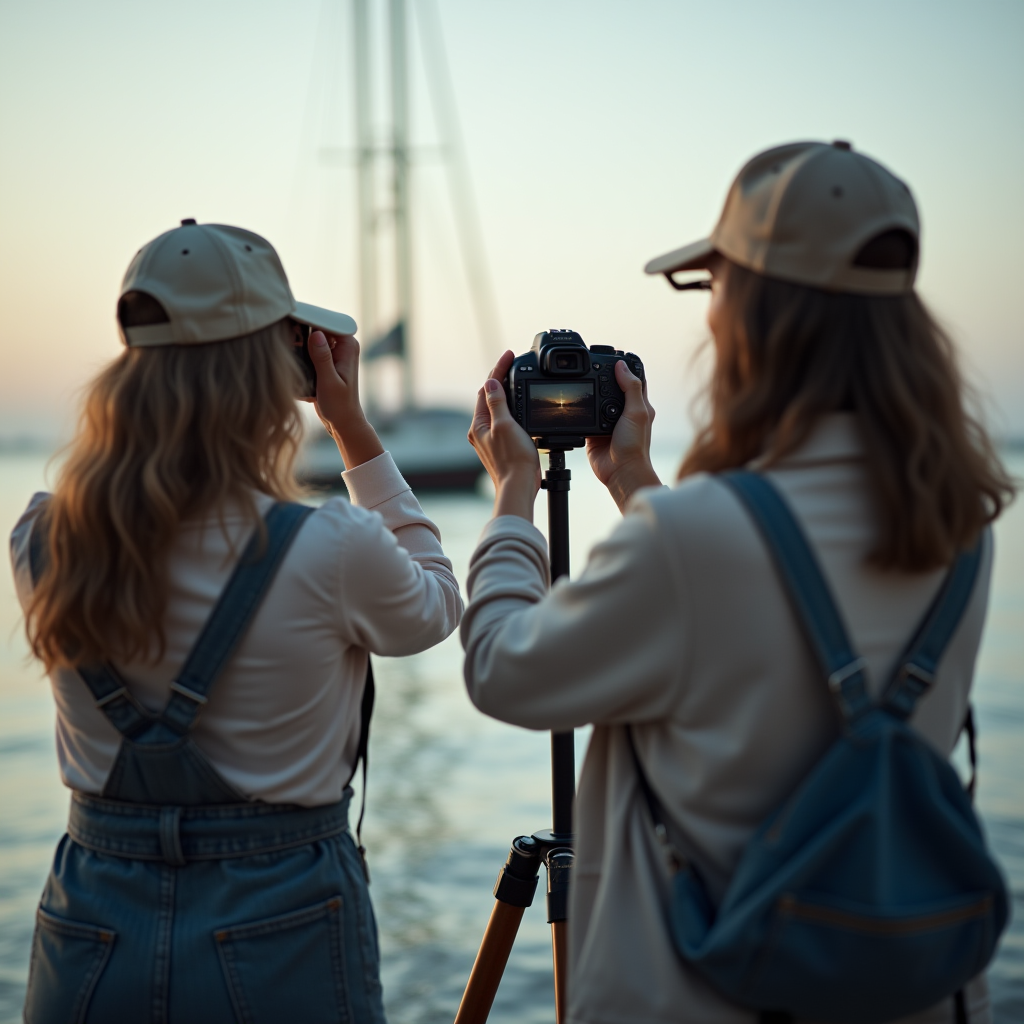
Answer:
xmin=551 ymin=921 xmax=569 ymax=1023
xmin=455 ymin=901 xmax=525 ymax=1024
xmin=546 ymin=848 xmax=574 ymax=1024
xmin=454 ymin=837 xmax=542 ymax=1024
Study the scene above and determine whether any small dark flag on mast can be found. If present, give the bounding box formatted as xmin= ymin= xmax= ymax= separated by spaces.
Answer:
xmin=363 ymin=321 xmax=406 ymax=362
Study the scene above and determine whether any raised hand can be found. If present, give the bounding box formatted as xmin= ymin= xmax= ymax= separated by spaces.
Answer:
xmin=307 ymin=330 xmax=385 ymax=470
xmin=467 ymin=350 xmax=541 ymax=522
xmin=586 ymin=359 xmax=661 ymax=512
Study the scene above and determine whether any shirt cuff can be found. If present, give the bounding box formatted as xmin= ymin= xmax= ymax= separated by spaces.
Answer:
xmin=341 ymin=452 xmax=411 ymax=509
xmin=477 ymin=514 xmax=549 ymax=556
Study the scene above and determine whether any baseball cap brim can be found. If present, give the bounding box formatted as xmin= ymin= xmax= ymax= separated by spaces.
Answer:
xmin=293 ymin=301 xmax=357 ymax=337
xmin=644 ymin=237 xmax=715 ymax=276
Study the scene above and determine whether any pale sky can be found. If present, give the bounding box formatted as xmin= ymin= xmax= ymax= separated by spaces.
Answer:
xmin=1 ymin=0 xmax=1022 ymax=441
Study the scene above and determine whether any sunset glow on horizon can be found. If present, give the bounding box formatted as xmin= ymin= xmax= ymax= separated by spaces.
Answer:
xmin=1 ymin=0 xmax=1021 ymax=441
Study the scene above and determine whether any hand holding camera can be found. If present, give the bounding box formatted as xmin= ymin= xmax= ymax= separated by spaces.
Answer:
xmin=469 ymin=349 xmax=543 ymax=522
xmin=504 ymin=330 xmax=645 ymax=438
xmin=470 ymin=330 xmax=661 ymax=519
xmin=300 ymin=326 xmax=386 ymax=471
xmin=585 ymin=357 xmax=660 ymax=512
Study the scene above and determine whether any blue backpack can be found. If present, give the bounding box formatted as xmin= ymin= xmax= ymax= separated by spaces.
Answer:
xmin=628 ymin=471 xmax=1009 ymax=1024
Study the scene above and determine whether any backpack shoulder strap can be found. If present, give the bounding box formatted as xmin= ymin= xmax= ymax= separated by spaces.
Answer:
xmin=626 ymin=724 xmax=686 ymax=873
xmin=720 ymin=471 xmax=872 ymax=724
xmin=159 ymin=501 xmax=315 ymax=734
xmin=881 ymin=530 xmax=986 ymax=720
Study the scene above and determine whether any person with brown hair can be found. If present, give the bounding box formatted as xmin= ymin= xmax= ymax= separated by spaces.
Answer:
xmin=11 ymin=221 xmax=462 ymax=1022
xmin=462 ymin=141 xmax=1014 ymax=1023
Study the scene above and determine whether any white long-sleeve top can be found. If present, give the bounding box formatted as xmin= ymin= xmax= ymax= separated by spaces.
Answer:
xmin=10 ymin=452 xmax=462 ymax=807
xmin=461 ymin=415 xmax=993 ymax=1024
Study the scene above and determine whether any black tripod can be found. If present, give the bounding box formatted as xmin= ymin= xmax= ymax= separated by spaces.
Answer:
xmin=454 ymin=439 xmax=584 ymax=1024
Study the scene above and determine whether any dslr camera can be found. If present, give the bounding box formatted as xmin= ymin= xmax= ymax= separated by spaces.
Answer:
xmin=504 ymin=330 xmax=645 ymax=440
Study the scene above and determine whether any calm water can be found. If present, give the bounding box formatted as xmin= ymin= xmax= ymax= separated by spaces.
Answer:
xmin=0 ymin=449 xmax=1021 ymax=1023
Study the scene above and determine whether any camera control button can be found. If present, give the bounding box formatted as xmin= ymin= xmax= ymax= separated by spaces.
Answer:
xmin=602 ymin=401 xmax=622 ymax=420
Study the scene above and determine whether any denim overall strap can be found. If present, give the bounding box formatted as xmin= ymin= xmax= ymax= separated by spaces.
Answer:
xmin=27 ymin=499 xmax=315 ymax=740
xmin=27 ymin=505 xmax=154 ymax=737
xmin=78 ymin=662 xmax=153 ymax=737
xmin=881 ymin=532 xmax=985 ymax=720
xmin=94 ymin=501 xmax=315 ymax=806
xmin=158 ymin=502 xmax=314 ymax=735
xmin=721 ymin=471 xmax=872 ymax=724
xmin=26 ymin=503 xmax=49 ymax=588
xmin=90 ymin=502 xmax=313 ymax=737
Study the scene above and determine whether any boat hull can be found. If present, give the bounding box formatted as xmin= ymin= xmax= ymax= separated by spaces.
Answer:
xmin=298 ymin=407 xmax=484 ymax=492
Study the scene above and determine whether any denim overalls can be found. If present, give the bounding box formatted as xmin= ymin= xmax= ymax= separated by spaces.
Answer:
xmin=24 ymin=503 xmax=386 ymax=1024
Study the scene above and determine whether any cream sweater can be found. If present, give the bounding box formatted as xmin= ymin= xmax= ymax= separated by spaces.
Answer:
xmin=461 ymin=416 xmax=993 ymax=1024
xmin=10 ymin=452 xmax=462 ymax=806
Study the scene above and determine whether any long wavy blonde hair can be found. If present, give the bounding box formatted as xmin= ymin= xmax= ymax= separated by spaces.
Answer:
xmin=679 ymin=261 xmax=1015 ymax=571
xmin=27 ymin=321 xmax=306 ymax=672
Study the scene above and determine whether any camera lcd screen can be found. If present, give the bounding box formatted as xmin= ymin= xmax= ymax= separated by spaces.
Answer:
xmin=527 ymin=381 xmax=596 ymax=430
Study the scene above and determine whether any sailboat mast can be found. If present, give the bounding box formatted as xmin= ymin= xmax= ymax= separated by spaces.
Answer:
xmin=353 ymin=0 xmax=376 ymax=362
xmin=389 ymin=0 xmax=414 ymax=408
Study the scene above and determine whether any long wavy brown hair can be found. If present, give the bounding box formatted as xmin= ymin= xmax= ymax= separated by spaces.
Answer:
xmin=27 ymin=321 xmax=307 ymax=672
xmin=680 ymin=260 xmax=1015 ymax=571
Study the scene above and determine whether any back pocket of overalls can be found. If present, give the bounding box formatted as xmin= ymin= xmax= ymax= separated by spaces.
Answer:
xmin=24 ymin=907 xmax=116 ymax=1024
xmin=215 ymin=895 xmax=350 ymax=1024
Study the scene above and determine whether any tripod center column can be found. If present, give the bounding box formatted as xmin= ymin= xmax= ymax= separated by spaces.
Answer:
xmin=541 ymin=449 xmax=575 ymax=840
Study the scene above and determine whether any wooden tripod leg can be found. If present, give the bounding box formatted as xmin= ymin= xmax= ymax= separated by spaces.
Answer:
xmin=455 ymin=836 xmax=543 ymax=1024
xmin=454 ymin=901 xmax=526 ymax=1024
xmin=551 ymin=919 xmax=569 ymax=1023
xmin=545 ymin=848 xmax=573 ymax=1024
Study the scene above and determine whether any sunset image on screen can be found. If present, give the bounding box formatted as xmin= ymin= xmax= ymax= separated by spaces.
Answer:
xmin=528 ymin=381 xmax=596 ymax=430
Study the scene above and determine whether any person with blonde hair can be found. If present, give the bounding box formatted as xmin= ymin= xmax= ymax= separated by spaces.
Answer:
xmin=462 ymin=142 xmax=1014 ymax=1023
xmin=11 ymin=220 xmax=462 ymax=1023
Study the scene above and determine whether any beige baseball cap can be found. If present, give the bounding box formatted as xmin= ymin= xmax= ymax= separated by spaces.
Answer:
xmin=645 ymin=140 xmax=920 ymax=295
xmin=117 ymin=220 xmax=357 ymax=347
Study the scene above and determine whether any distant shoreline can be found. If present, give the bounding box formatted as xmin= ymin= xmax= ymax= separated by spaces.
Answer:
xmin=1 ymin=435 xmax=1023 ymax=457
xmin=0 ymin=436 xmax=57 ymax=456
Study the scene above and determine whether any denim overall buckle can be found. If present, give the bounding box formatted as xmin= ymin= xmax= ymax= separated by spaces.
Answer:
xmin=169 ymin=680 xmax=208 ymax=705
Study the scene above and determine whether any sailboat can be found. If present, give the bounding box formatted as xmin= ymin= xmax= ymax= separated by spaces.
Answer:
xmin=298 ymin=0 xmax=495 ymax=491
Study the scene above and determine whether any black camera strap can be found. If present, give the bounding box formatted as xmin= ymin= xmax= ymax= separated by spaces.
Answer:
xmin=344 ymin=659 xmax=376 ymax=884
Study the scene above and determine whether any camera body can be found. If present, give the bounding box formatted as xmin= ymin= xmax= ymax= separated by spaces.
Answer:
xmin=290 ymin=321 xmax=318 ymax=398
xmin=504 ymin=330 xmax=645 ymax=440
